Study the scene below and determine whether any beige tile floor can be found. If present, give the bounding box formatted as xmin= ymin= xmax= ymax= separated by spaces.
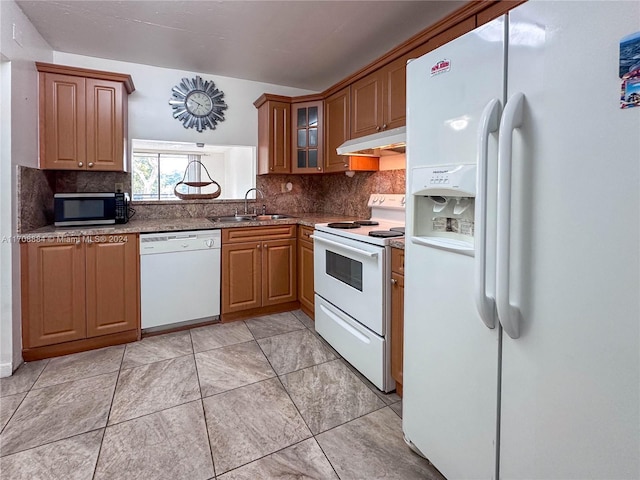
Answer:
xmin=0 ymin=310 xmax=444 ymax=480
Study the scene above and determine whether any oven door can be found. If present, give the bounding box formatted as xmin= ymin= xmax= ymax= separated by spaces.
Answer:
xmin=312 ymin=230 xmax=386 ymax=335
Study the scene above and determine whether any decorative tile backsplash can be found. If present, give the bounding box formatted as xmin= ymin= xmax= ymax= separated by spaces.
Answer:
xmin=17 ymin=166 xmax=406 ymax=232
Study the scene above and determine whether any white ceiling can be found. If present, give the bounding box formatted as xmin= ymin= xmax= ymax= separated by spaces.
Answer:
xmin=16 ymin=0 xmax=464 ymax=91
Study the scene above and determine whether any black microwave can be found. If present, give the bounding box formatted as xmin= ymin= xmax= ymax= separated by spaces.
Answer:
xmin=54 ymin=192 xmax=130 ymax=227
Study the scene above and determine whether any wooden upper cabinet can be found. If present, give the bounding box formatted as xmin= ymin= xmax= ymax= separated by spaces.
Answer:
xmin=350 ymin=73 xmax=382 ymax=138
xmin=255 ymin=95 xmax=291 ymax=174
xmin=291 ymin=100 xmax=324 ymax=174
xmin=324 ymin=87 xmax=351 ymax=173
xmin=85 ymin=236 xmax=139 ymax=338
xmin=39 ymin=74 xmax=87 ymax=170
xmin=350 ymin=55 xmax=409 ymax=139
xmin=86 ymin=78 xmax=127 ymax=172
xmin=37 ymin=62 xmax=134 ymax=172
xmin=382 ymin=55 xmax=410 ymax=131
xmin=21 ymin=240 xmax=87 ymax=348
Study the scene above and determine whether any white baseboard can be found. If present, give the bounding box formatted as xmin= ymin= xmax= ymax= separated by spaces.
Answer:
xmin=0 ymin=361 xmax=15 ymax=378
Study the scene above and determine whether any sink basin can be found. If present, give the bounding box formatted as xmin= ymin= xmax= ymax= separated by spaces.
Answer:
xmin=211 ymin=215 xmax=255 ymax=222
xmin=211 ymin=214 xmax=293 ymax=223
xmin=256 ymin=214 xmax=292 ymax=220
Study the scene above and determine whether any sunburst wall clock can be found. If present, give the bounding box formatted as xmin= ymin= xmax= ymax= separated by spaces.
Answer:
xmin=169 ymin=76 xmax=228 ymax=132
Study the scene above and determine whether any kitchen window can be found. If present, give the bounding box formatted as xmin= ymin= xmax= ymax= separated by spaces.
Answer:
xmin=131 ymin=140 xmax=256 ymax=201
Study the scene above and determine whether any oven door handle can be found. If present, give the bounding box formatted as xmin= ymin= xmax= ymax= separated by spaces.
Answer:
xmin=310 ymin=235 xmax=379 ymax=258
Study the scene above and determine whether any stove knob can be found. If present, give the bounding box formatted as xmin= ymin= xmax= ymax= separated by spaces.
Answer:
xmin=401 ymin=196 xmax=406 ymax=205
xmin=379 ymin=197 xmax=385 ymax=204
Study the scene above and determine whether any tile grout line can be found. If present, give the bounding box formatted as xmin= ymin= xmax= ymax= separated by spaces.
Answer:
xmin=27 ymin=346 xmax=126 ymax=393
xmin=0 ymin=427 xmax=108 ymax=461
xmin=0 ymin=358 xmax=51 ymax=437
xmin=253 ymin=337 xmax=342 ymax=479
xmin=3 ymin=312 xmax=400 ymax=477
xmin=191 ymin=326 xmax=218 ymax=479
xmin=91 ymin=345 xmax=126 ymax=480
xmin=255 ymin=354 xmax=342 ymax=479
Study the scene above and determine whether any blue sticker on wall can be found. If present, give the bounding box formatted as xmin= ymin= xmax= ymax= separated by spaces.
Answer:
xmin=620 ymin=31 xmax=640 ymax=109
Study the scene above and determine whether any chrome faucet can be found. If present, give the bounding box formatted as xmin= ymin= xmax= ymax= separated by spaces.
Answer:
xmin=244 ymin=188 xmax=265 ymax=215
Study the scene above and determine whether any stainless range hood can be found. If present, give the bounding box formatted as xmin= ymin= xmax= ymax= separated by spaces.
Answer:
xmin=337 ymin=126 xmax=406 ymax=157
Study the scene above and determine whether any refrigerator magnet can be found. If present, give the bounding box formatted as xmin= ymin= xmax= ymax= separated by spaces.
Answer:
xmin=620 ymin=31 xmax=640 ymax=109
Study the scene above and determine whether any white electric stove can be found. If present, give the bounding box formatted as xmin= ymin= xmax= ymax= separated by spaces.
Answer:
xmin=314 ymin=194 xmax=405 ymax=246
xmin=312 ymin=194 xmax=405 ymax=392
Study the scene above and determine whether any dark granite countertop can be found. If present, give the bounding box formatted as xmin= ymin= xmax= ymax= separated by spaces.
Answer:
xmin=19 ymin=213 xmax=360 ymax=239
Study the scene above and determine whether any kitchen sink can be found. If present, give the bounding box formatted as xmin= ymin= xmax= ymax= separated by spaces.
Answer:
xmin=255 ymin=214 xmax=292 ymax=220
xmin=211 ymin=214 xmax=293 ymax=223
xmin=211 ymin=215 xmax=255 ymax=222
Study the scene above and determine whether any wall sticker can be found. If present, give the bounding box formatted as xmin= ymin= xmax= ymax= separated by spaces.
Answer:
xmin=620 ymin=31 xmax=640 ymax=109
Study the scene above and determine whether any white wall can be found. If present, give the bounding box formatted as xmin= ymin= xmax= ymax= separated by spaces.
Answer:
xmin=0 ymin=0 xmax=53 ymax=376
xmin=53 ymin=52 xmax=317 ymax=147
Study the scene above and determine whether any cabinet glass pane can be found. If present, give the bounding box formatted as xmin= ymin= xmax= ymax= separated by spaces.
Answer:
xmin=308 ymin=107 xmax=318 ymax=127
xmin=309 ymin=128 xmax=318 ymax=147
xmin=298 ymin=150 xmax=307 ymax=168
xmin=309 ymin=149 xmax=318 ymax=168
xmin=297 ymin=129 xmax=307 ymax=148
xmin=297 ymin=108 xmax=307 ymax=128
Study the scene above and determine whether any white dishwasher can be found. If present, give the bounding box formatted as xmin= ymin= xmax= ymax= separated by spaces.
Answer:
xmin=140 ymin=229 xmax=221 ymax=331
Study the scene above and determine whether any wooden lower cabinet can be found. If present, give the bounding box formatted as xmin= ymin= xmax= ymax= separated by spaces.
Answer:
xmin=222 ymin=242 xmax=263 ymax=312
xmin=262 ymin=238 xmax=297 ymax=306
xmin=21 ymin=234 xmax=140 ymax=359
xmin=22 ymin=240 xmax=87 ymax=348
xmin=390 ymin=248 xmax=405 ymax=396
xmin=222 ymin=225 xmax=298 ymax=320
xmin=297 ymin=225 xmax=315 ymax=319
xmin=85 ymin=239 xmax=139 ymax=337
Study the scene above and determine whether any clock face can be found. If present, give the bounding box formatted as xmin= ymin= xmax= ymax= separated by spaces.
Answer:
xmin=186 ymin=91 xmax=213 ymax=116
xmin=169 ymin=76 xmax=227 ymax=132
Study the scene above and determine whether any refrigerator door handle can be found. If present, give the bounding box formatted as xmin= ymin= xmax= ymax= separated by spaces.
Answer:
xmin=475 ymin=98 xmax=501 ymax=329
xmin=496 ymin=92 xmax=525 ymax=339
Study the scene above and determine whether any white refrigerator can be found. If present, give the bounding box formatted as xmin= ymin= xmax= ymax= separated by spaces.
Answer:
xmin=403 ymin=2 xmax=640 ymax=479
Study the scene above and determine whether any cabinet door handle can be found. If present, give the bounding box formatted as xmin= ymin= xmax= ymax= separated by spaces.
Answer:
xmin=317 ymin=167 xmax=322 ymax=171
xmin=391 ymin=278 xmax=397 ymax=285
xmin=88 ymin=162 xmax=94 ymax=168
xmin=78 ymin=162 xmax=83 ymax=167
xmin=376 ymin=126 xmax=381 ymax=132
xmin=382 ymin=123 xmax=387 ymax=130
xmin=343 ymin=163 xmax=348 ymax=168
xmin=257 ymin=244 xmax=261 ymax=249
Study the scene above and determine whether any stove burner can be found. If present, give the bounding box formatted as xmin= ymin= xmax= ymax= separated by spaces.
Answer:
xmin=389 ymin=227 xmax=405 ymax=234
xmin=355 ymin=220 xmax=379 ymax=226
xmin=327 ymin=222 xmax=361 ymax=229
xmin=368 ymin=230 xmax=405 ymax=238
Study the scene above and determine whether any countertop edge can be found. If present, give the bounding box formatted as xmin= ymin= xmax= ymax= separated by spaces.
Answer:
xmin=17 ymin=214 xmax=360 ymax=239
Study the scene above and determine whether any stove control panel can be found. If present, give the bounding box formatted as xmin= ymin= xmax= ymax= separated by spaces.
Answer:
xmin=367 ymin=194 xmax=406 ymax=210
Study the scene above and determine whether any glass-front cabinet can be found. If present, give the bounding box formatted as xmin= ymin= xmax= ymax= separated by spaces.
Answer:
xmin=291 ymin=100 xmax=324 ymax=173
